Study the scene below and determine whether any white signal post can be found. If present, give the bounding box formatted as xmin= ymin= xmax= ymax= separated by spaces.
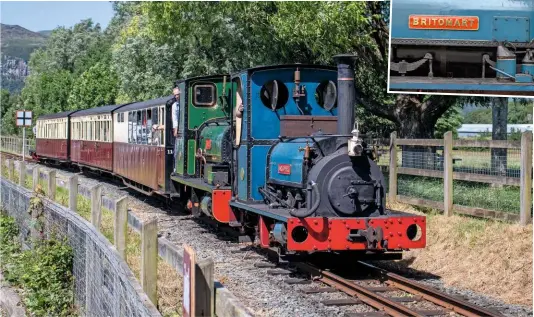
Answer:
xmin=16 ymin=110 xmax=32 ymax=162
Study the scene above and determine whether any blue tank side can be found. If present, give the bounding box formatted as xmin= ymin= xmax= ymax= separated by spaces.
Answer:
xmin=250 ymin=145 xmax=271 ymax=201
xmin=391 ymin=0 xmax=533 ymax=42
xmin=237 ymin=145 xmax=248 ymax=200
xmin=250 ymin=68 xmax=337 ymax=140
xmin=268 ymin=141 xmax=307 ymax=186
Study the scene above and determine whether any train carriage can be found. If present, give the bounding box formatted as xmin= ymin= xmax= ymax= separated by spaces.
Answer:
xmin=35 ymin=111 xmax=78 ymax=162
xmin=70 ymin=104 xmax=128 ymax=171
xmin=113 ymin=97 xmax=174 ymax=195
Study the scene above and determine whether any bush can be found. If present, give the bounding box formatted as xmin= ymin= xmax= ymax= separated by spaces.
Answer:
xmin=0 ymin=214 xmax=76 ymax=316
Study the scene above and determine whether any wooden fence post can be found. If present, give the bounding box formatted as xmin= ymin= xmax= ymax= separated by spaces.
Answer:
xmin=69 ymin=176 xmax=78 ymax=212
xmin=114 ymin=196 xmax=128 ymax=259
xmin=389 ymin=132 xmax=398 ymax=204
xmin=47 ymin=170 xmax=56 ymax=200
xmin=7 ymin=159 xmax=14 ymax=181
xmin=90 ymin=184 xmax=102 ymax=229
xmin=141 ymin=218 xmax=158 ymax=305
xmin=32 ymin=166 xmax=39 ymax=191
xmin=19 ymin=161 xmax=26 ymax=187
xmin=520 ymin=131 xmax=533 ymax=225
xmin=443 ymin=131 xmax=453 ymax=216
xmin=195 ymin=258 xmax=214 ymax=317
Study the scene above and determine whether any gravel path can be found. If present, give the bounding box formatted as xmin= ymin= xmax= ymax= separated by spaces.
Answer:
xmin=16 ymin=161 xmax=534 ymax=317
xmin=416 ymin=278 xmax=533 ymax=317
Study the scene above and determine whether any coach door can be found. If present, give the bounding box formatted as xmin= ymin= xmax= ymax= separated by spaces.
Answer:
xmin=164 ymin=98 xmax=176 ymax=192
xmin=174 ymin=82 xmax=187 ymax=176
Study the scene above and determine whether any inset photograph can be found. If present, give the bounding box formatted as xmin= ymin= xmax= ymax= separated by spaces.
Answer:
xmin=388 ymin=0 xmax=534 ymax=96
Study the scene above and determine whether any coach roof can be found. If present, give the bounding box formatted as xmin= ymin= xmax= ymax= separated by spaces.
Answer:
xmin=38 ymin=110 xmax=79 ymax=120
xmin=70 ymin=103 xmax=131 ymax=118
xmin=115 ymin=95 xmax=174 ymax=113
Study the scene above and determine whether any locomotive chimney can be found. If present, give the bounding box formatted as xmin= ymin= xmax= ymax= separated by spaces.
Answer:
xmin=333 ymin=54 xmax=357 ymax=135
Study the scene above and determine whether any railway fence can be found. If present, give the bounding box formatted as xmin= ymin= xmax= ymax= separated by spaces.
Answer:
xmin=1 ymin=133 xmax=531 ymax=226
xmin=369 ymin=131 xmax=532 ymax=225
xmin=0 ymin=136 xmax=33 ymax=159
xmin=0 ymin=159 xmax=252 ymax=317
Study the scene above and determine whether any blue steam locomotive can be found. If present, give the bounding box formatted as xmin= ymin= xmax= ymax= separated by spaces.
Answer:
xmin=389 ymin=0 xmax=534 ymax=94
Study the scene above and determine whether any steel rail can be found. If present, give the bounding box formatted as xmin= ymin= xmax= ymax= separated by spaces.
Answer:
xmin=357 ymin=261 xmax=506 ymax=317
xmin=296 ymin=262 xmax=427 ymax=317
xmin=0 ymin=151 xmax=35 ymax=162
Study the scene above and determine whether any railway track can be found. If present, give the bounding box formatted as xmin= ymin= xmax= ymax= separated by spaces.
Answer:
xmin=0 ymin=151 xmax=34 ymax=162
xmin=1 ymin=151 xmax=509 ymax=317
xmin=289 ymin=261 xmax=505 ymax=317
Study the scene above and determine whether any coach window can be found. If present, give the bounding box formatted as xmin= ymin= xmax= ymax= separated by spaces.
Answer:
xmin=130 ymin=112 xmax=136 ymax=143
xmin=141 ymin=109 xmax=147 ymax=144
xmin=131 ymin=111 xmax=138 ymax=143
xmin=193 ymin=83 xmax=217 ymax=107
xmin=130 ymin=113 xmax=134 ymax=143
xmin=151 ymin=107 xmax=159 ymax=145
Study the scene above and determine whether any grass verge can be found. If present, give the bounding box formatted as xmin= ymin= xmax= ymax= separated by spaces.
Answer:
xmin=384 ymin=202 xmax=532 ymax=306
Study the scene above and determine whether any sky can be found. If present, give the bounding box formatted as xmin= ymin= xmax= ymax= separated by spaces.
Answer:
xmin=1 ymin=1 xmax=115 ymax=32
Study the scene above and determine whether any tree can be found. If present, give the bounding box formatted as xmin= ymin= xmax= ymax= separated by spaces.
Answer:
xmin=21 ymin=69 xmax=74 ymax=117
xmin=22 ymin=19 xmax=111 ymax=116
xmin=464 ymin=99 xmax=533 ymax=124
xmin=434 ymin=105 xmax=463 ymax=139
xmin=111 ymin=32 xmax=178 ymax=102
xmin=67 ymin=58 xmax=119 ymax=110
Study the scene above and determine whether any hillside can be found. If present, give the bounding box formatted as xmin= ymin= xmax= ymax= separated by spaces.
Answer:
xmin=1 ymin=24 xmax=48 ymax=92
xmin=1 ymin=24 xmax=47 ymax=60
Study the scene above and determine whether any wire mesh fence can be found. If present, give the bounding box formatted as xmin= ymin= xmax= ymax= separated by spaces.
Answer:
xmin=388 ymin=132 xmax=531 ymax=223
xmin=0 ymin=136 xmax=33 ymax=157
xmin=0 ymin=178 xmax=161 ymax=317
xmin=451 ymin=149 xmax=521 ymax=178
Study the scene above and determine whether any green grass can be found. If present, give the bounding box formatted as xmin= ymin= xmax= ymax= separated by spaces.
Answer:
xmin=77 ymin=195 xmax=91 ymax=220
xmin=38 ymin=178 xmax=48 ymax=196
xmin=1 ymin=166 xmax=9 ymax=179
xmin=397 ymin=175 xmax=520 ymax=213
xmin=24 ymin=175 xmax=32 ymax=189
xmin=55 ymin=187 xmax=69 ymax=207
xmin=100 ymin=208 xmax=114 ymax=243
xmin=126 ymin=228 xmax=142 ymax=280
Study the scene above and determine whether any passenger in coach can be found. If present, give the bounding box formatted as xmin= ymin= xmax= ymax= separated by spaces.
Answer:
xmin=171 ymin=86 xmax=181 ymax=172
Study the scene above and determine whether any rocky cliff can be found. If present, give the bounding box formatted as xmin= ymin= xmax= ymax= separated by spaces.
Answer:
xmin=1 ymin=24 xmax=48 ymax=93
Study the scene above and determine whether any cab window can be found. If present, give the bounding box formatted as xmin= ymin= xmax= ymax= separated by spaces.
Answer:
xmin=192 ymin=83 xmax=216 ymax=107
